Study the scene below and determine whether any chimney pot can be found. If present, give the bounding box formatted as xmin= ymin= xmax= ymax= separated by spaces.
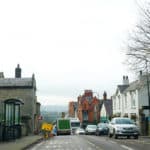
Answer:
xmin=0 ymin=72 xmax=4 ymax=78
xmin=103 ymin=91 xmax=107 ymax=100
xmin=140 ymin=70 xmax=142 ymax=76
xmin=15 ymin=64 xmax=21 ymax=78
xmin=123 ymin=75 xmax=129 ymax=85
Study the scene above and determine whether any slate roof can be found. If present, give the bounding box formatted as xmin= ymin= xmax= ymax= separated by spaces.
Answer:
xmin=117 ymin=85 xmax=129 ymax=93
xmin=123 ymin=80 xmax=139 ymax=92
xmin=0 ymin=78 xmax=34 ymax=88
xmin=124 ymin=76 xmax=149 ymax=92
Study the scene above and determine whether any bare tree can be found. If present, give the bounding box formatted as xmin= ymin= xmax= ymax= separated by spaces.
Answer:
xmin=126 ymin=1 xmax=150 ymax=72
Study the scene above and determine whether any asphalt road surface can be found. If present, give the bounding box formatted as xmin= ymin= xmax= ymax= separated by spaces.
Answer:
xmin=28 ymin=135 xmax=150 ymax=150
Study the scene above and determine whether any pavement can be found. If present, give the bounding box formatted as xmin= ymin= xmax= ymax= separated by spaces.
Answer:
xmin=0 ymin=135 xmax=43 ymax=150
xmin=140 ymin=135 xmax=150 ymax=139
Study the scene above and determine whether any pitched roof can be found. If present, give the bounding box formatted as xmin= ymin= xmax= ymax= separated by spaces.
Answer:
xmin=124 ymin=76 xmax=148 ymax=92
xmin=124 ymin=80 xmax=139 ymax=92
xmin=103 ymin=100 xmax=112 ymax=116
xmin=99 ymin=99 xmax=112 ymax=116
xmin=0 ymin=78 xmax=35 ymax=88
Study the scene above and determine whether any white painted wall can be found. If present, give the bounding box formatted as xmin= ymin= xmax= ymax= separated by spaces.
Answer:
xmin=101 ymin=104 xmax=106 ymax=117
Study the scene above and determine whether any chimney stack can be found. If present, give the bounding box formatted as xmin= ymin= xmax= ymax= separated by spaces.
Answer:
xmin=0 ymin=72 xmax=4 ymax=78
xmin=140 ymin=70 xmax=142 ymax=76
xmin=15 ymin=64 xmax=21 ymax=78
xmin=103 ymin=91 xmax=107 ymax=100
xmin=123 ymin=75 xmax=129 ymax=85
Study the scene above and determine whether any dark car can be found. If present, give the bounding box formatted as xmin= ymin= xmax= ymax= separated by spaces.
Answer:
xmin=95 ymin=123 xmax=109 ymax=136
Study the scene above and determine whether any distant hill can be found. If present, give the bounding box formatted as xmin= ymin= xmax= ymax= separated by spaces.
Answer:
xmin=41 ymin=105 xmax=68 ymax=112
xmin=40 ymin=105 xmax=68 ymax=123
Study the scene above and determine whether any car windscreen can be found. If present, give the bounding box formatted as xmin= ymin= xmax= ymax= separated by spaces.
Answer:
xmin=98 ymin=124 xmax=107 ymax=128
xmin=88 ymin=125 xmax=97 ymax=128
xmin=71 ymin=122 xmax=80 ymax=127
xmin=115 ymin=119 xmax=134 ymax=124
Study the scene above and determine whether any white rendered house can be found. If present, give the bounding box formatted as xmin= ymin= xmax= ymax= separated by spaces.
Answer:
xmin=112 ymin=74 xmax=150 ymax=127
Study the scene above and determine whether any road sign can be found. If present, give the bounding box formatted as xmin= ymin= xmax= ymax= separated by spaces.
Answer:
xmin=41 ymin=123 xmax=53 ymax=131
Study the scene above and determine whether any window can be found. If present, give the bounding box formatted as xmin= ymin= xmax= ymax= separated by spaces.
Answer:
xmin=83 ymin=111 xmax=88 ymax=121
xmin=5 ymin=103 xmax=14 ymax=126
xmin=118 ymin=95 xmax=120 ymax=109
xmin=15 ymin=105 xmax=20 ymax=124
xmin=5 ymin=100 xmax=21 ymax=126
xmin=125 ymin=94 xmax=127 ymax=108
xmin=131 ymin=92 xmax=136 ymax=108
xmin=113 ymin=99 xmax=116 ymax=110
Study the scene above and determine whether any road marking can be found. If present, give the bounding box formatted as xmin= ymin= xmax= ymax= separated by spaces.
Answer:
xmin=120 ymin=145 xmax=134 ymax=150
xmin=87 ymin=141 xmax=103 ymax=150
xmin=87 ymin=141 xmax=95 ymax=147
xmin=109 ymin=141 xmax=117 ymax=144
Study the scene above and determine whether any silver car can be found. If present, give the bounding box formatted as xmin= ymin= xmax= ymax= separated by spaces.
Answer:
xmin=85 ymin=124 xmax=97 ymax=135
xmin=75 ymin=128 xmax=85 ymax=135
xmin=108 ymin=117 xmax=139 ymax=139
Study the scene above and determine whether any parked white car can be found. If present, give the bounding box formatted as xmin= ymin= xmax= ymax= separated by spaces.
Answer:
xmin=108 ymin=117 xmax=139 ymax=139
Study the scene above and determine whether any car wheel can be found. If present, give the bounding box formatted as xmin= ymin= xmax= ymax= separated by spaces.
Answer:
xmin=108 ymin=131 xmax=113 ymax=138
xmin=134 ymin=135 xmax=138 ymax=139
xmin=113 ymin=129 xmax=118 ymax=139
xmin=114 ymin=134 xmax=118 ymax=139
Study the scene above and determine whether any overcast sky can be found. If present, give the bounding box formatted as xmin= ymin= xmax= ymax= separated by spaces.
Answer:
xmin=0 ymin=0 xmax=144 ymax=105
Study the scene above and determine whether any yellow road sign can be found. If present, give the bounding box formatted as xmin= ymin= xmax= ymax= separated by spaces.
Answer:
xmin=41 ymin=123 xmax=53 ymax=131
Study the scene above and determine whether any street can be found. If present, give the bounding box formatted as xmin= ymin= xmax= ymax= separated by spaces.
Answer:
xmin=27 ymin=135 xmax=150 ymax=150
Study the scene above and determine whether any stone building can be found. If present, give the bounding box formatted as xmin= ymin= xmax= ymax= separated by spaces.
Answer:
xmin=0 ymin=65 xmax=40 ymax=141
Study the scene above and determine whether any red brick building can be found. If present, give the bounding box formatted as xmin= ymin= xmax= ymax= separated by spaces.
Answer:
xmin=77 ymin=90 xmax=100 ymax=128
xmin=68 ymin=90 xmax=113 ymax=128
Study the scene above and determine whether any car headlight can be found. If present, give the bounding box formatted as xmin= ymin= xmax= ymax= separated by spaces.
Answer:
xmin=116 ymin=126 xmax=122 ymax=130
xmin=134 ymin=126 xmax=140 ymax=131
